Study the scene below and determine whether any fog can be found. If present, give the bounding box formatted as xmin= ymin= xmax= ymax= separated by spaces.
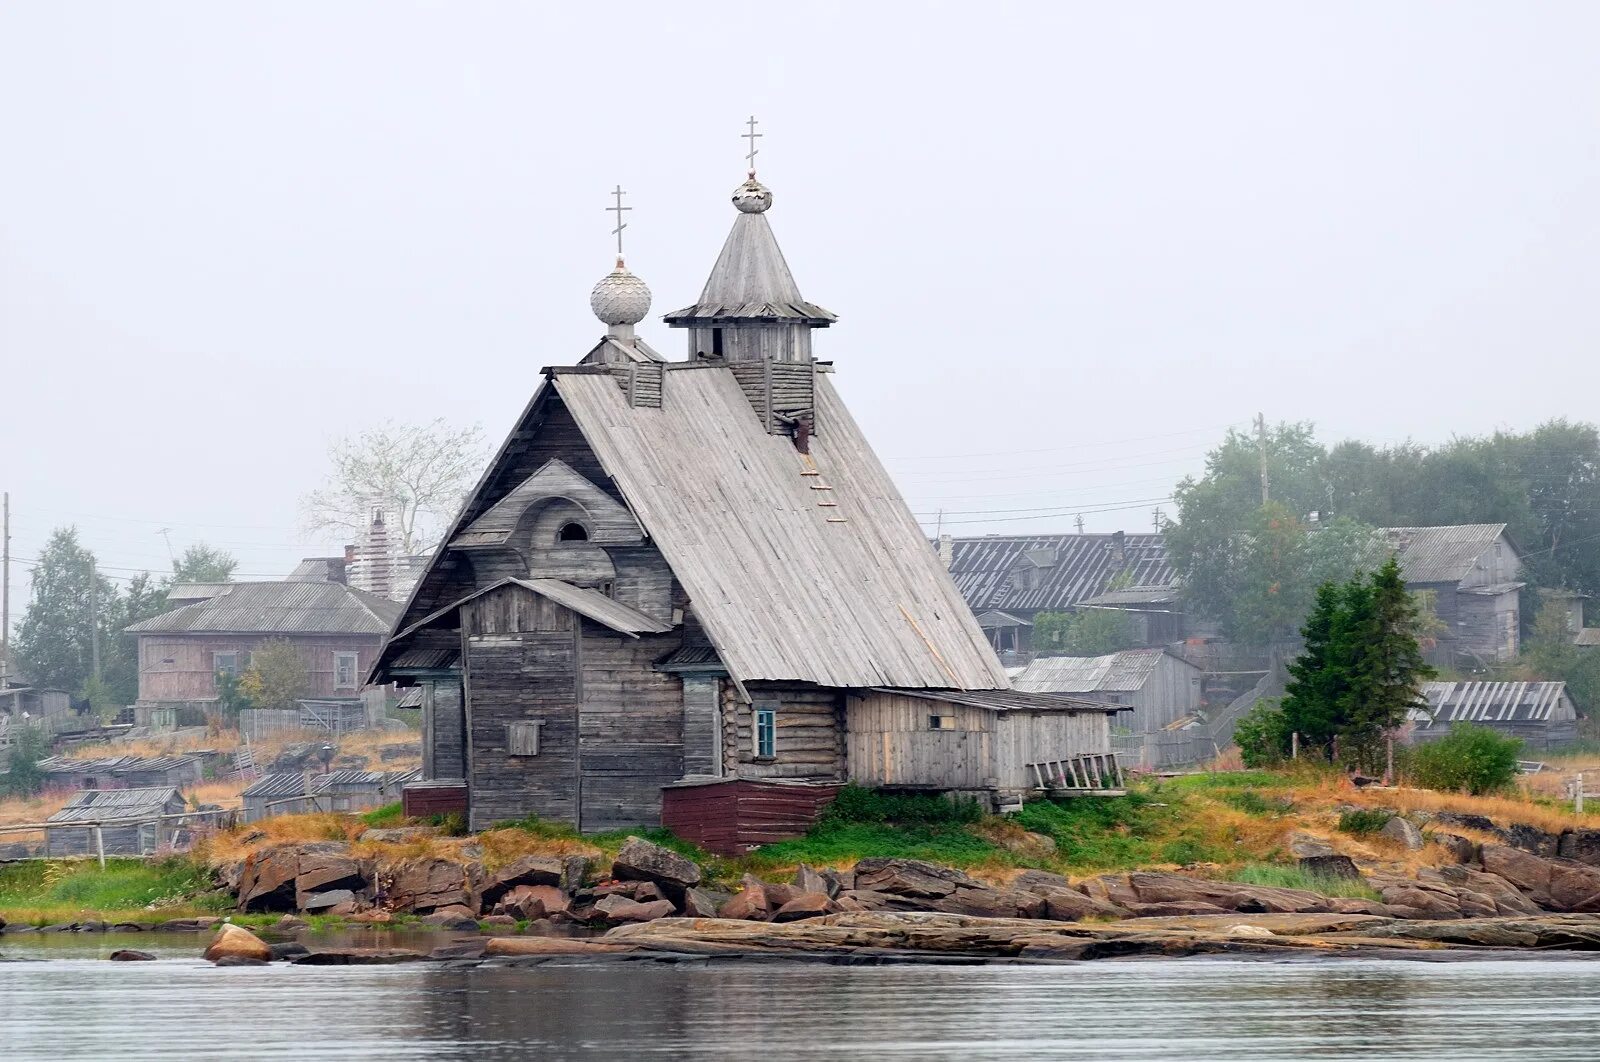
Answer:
xmin=2 ymin=1 xmax=1596 ymax=604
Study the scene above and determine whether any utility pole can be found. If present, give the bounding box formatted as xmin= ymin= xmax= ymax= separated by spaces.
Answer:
xmin=88 ymin=562 xmax=101 ymax=683
xmin=1253 ymin=412 xmax=1270 ymax=505
xmin=1152 ymin=506 xmax=1163 ymax=533
xmin=1 ymin=491 xmax=9 ymax=686
xmin=1074 ymin=514 xmax=1085 ymax=535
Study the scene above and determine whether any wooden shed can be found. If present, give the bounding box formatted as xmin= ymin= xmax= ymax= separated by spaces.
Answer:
xmin=846 ymin=688 xmax=1127 ymax=809
xmin=1409 ymin=681 xmax=1578 ymax=751
xmin=1010 ymin=649 xmax=1205 ymax=732
xmin=44 ymin=787 xmax=187 ymax=857
xmin=37 ymin=754 xmax=203 ymax=793
xmin=243 ymin=767 xmax=420 ymax=822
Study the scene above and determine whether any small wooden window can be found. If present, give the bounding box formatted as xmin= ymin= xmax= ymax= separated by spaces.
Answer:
xmin=557 ymin=522 xmax=589 ymax=542
xmin=508 ymin=720 xmax=543 ymax=757
xmin=334 ymin=652 xmax=360 ymax=689
xmin=928 ymin=713 xmax=953 ymax=731
xmin=754 ymin=706 xmax=777 ymax=759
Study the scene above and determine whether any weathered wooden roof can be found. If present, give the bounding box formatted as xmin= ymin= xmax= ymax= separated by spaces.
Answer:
xmin=47 ymin=787 xmax=183 ymax=822
xmin=1575 ymin=628 xmax=1600 ymax=647
xmin=1417 ymin=681 xmax=1574 ymax=725
xmin=1076 ymin=585 xmax=1182 ymax=609
xmin=1010 ymin=648 xmax=1194 ymax=694
xmin=662 ymin=211 xmax=836 ymax=326
xmin=38 ymin=754 xmax=197 ymax=776
xmin=554 ymin=367 xmax=1008 ymax=690
xmin=1382 ymin=525 xmax=1513 ymax=584
xmin=245 ymin=768 xmax=418 ymax=799
xmin=389 ymin=576 xmax=671 ymax=647
xmin=946 ymin=534 xmax=1176 ymax=614
xmin=126 ymin=581 xmax=402 ymax=636
xmin=868 ymin=687 xmax=1127 ymax=714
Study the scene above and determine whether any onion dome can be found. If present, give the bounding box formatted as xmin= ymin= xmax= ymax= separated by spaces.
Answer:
xmin=732 ymin=173 xmax=774 ymax=214
xmin=589 ymin=257 xmax=652 ymax=326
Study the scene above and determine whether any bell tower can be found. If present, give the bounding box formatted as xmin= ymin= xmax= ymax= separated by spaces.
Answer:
xmin=663 ymin=116 xmax=837 ymax=363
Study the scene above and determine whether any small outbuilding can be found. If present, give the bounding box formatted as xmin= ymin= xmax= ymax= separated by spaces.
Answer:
xmin=44 ymin=787 xmax=187 ymax=857
xmin=241 ymin=767 xmax=419 ymax=822
xmin=1009 ymin=649 xmax=1205 ymax=733
xmin=37 ymin=754 xmax=203 ymax=793
xmin=1410 ymin=681 xmax=1578 ymax=751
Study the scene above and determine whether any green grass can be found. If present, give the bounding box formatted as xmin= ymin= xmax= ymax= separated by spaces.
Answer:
xmin=1224 ymin=862 xmax=1382 ymax=901
xmin=1148 ymin=771 xmax=1293 ymax=793
xmin=0 ymin=857 xmax=233 ymax=924
xmin=1337 ymin=809 xmax=1394 ymax=836
xmin=360 ymin=802 xmax=405 ymax=828
xmin=1217 ymin=790 xmax=1295 ymax=816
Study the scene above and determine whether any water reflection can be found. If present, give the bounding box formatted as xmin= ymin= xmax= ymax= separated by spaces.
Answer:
xmin=2 ymin=952 xmax=1600 ymax=1060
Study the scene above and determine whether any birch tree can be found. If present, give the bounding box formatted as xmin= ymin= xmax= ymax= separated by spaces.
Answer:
xmin=302 ymin=419 xmax=489 ymax=554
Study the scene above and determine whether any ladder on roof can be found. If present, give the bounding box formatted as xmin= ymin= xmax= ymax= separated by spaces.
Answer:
xmin=234 ymin=734 xmax=261 ymax=781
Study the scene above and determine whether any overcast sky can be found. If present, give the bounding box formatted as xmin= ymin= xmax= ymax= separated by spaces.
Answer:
xmin=2 ymin=2 xmax=1597 ymax=610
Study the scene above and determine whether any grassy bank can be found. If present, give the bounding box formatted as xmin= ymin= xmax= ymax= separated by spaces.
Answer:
xmin=8 ymin=762 xmax=1600 ymax=925
xmin=0 ymin=857 xmax=234 ymax=926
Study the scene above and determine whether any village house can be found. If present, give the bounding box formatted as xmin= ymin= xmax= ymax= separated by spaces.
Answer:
xmin=941 ymin=532 xmax=1182 ymax=657
xmin=372 ymin=150 xmax=1122 ymax=845
xmin=1409 ymin=681 xmax=1578 ymax=751
xmin=125 ymin=575 xmax=403 ymax=715
xmin=1382 ymin=524 xmax=1523 ymax=665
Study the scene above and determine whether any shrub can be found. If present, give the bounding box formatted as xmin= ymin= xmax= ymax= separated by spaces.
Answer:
xmin=1233 ymin=700 xmax=1292 ymax=768
xmin=1407 ymin=723 xmax=1523 ymax=795
xmin=1226 ymin=863 xmax=1381 ymax=901
xmin=1337 ymin=808 xmax=1393 ymax=835
xmin=820 ymin=784 xmax=981 ymax=828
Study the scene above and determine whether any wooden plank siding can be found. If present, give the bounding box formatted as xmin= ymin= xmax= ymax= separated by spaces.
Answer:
xmin=137 ymin=634 xmax=382 ymax=704
xmin=847 ymin=691 xmax=1113 ymax=796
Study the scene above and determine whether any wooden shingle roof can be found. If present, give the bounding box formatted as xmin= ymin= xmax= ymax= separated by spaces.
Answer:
xmin=552 ymin=367 xmax=1007 ymax=690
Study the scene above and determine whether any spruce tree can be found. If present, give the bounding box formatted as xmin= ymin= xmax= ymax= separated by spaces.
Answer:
xmin=1281 ymin=580 xmax=1344 ymax=756
xmin=1329 ymin=575 xmax=1381 ymax=768
xmin=1358 ymin=558 xmax=1435 ymax=758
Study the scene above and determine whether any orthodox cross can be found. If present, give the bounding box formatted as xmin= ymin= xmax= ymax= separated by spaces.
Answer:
xmin=743 ymin=114 xmax=762 ymax=171
xmin=607 ymin=184 xmax=631 ymax=256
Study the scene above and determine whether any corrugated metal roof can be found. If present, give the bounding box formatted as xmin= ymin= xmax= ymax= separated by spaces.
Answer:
xmin=285 ymin=558 xmax=345 ymax=582
xmin=47 ymin=787 xmax=183 ymax=822
xmin=1417 ymin=681 xmax=1574 ymax=725
xmin=869 ymin=687 xmax=1127 ymax=714
xmin=946 ymin=534 xmax=1176 ymax=614
xmin=1076 ymin=585 xmax=1181 ymax=608
xmin=166 ymin=583 xmax=232 ymax=602
xmin=1382 ymin=525 xmax=1511 ymax=584
xmin=126 ymin=581 xmax=403 ymax=636
xmin=1010 ymin=648 xmax=1186 ymax=694
xmin=554 ymin=369 xmax=1007 ymax=689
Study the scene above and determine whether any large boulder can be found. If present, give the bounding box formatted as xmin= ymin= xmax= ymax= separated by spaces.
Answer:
xmin=937 ymin=886 xmax=1047 ymax=919
xmin=1479 ymin=844 xmax=1600 ymax=912
xmin=1557 ymin=828 xmax=1600 ymax=867
xmin=591 ymin=894 xmax=675 ymax=924
xmin=772 ymin=893 xmax=839 ymax=922
xmin=237 ymin=846 xmax=303 ymax=911
xmin=203 ymin=924 xmax=273 ymax=963
xmin=1010 ymin=870 xmax=1128 ymax=921
xmin=481 ymin=856 xmax=567 ymax=907
xmin=852 ymin=858 xmax=979 ymax=899
xmin=299 ymin=889 xmax=357 ymax=915
xmin=610 ymin=837 xmax=702 ymax=900
xmin=1381 ymin=817 xmax=1425 ymax=851
xmin=681 ymin=888 xmax=723 ymax=918
xmin=496 ymin=884 xmax=570 ymax=921
xmin=382 ymin=857 xmax=482 ymax=914
xmin=718 ymin=881 xmax=771 ymax=921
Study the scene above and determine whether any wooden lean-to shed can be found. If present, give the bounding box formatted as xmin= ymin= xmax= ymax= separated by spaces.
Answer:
xmin=847 ymin=688 xmax=1128 ymax=807
xmin=44 ymin=787 xmax=187 ymax=857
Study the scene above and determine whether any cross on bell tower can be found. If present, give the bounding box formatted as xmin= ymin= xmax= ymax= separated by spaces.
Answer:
xmin=743 ymin=115 xmax=762 ymax=174
xmin=606 ymin=184 xmax=631 ymax=259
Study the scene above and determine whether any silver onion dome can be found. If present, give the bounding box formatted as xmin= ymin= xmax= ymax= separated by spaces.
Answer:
xmin=589 ymin=257 xmax=652 ymax=326
xmin=732 ymin=174 xmax=773 ymax=214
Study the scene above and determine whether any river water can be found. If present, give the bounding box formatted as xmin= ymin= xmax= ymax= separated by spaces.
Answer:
xmin=4 ymin=934 xmax=1600 ymax=1059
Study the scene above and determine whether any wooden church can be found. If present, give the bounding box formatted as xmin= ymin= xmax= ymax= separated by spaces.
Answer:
xmin=373 ymin=136 xmax=1122 ymax=846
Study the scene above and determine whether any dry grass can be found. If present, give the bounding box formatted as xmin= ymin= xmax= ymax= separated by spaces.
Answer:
xmin=1334 ymin=783 xmax=1594 ymax=835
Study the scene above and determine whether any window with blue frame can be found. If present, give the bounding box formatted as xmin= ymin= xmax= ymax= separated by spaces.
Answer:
xmin=754 ymin=705 xmax=777 ymax=759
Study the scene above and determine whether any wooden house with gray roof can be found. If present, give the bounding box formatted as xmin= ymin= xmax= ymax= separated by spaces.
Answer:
xmin=373 ymin=146 xmax=1121 ymax=845
xmin=125 ymin=578 xmax=403 ymax=711
xmin=1381 ymin=524 xmax=1523 ymax=665
xmin=942 ymin=532 xmax=1183 ymax=655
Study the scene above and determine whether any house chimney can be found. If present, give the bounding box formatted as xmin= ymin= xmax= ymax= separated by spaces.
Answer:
xmin=1109 ymin=530 xmax=1127 ymax=567
xmin=938 ymin=534 xmax=954 ymax=570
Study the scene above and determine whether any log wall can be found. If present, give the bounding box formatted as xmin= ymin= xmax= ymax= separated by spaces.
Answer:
xmin=722 ymin=682 xmax=845 ymax=781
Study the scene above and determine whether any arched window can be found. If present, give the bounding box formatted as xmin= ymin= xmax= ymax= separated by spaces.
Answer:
xmin=557 ymin=522 xmax=589 ymax=543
